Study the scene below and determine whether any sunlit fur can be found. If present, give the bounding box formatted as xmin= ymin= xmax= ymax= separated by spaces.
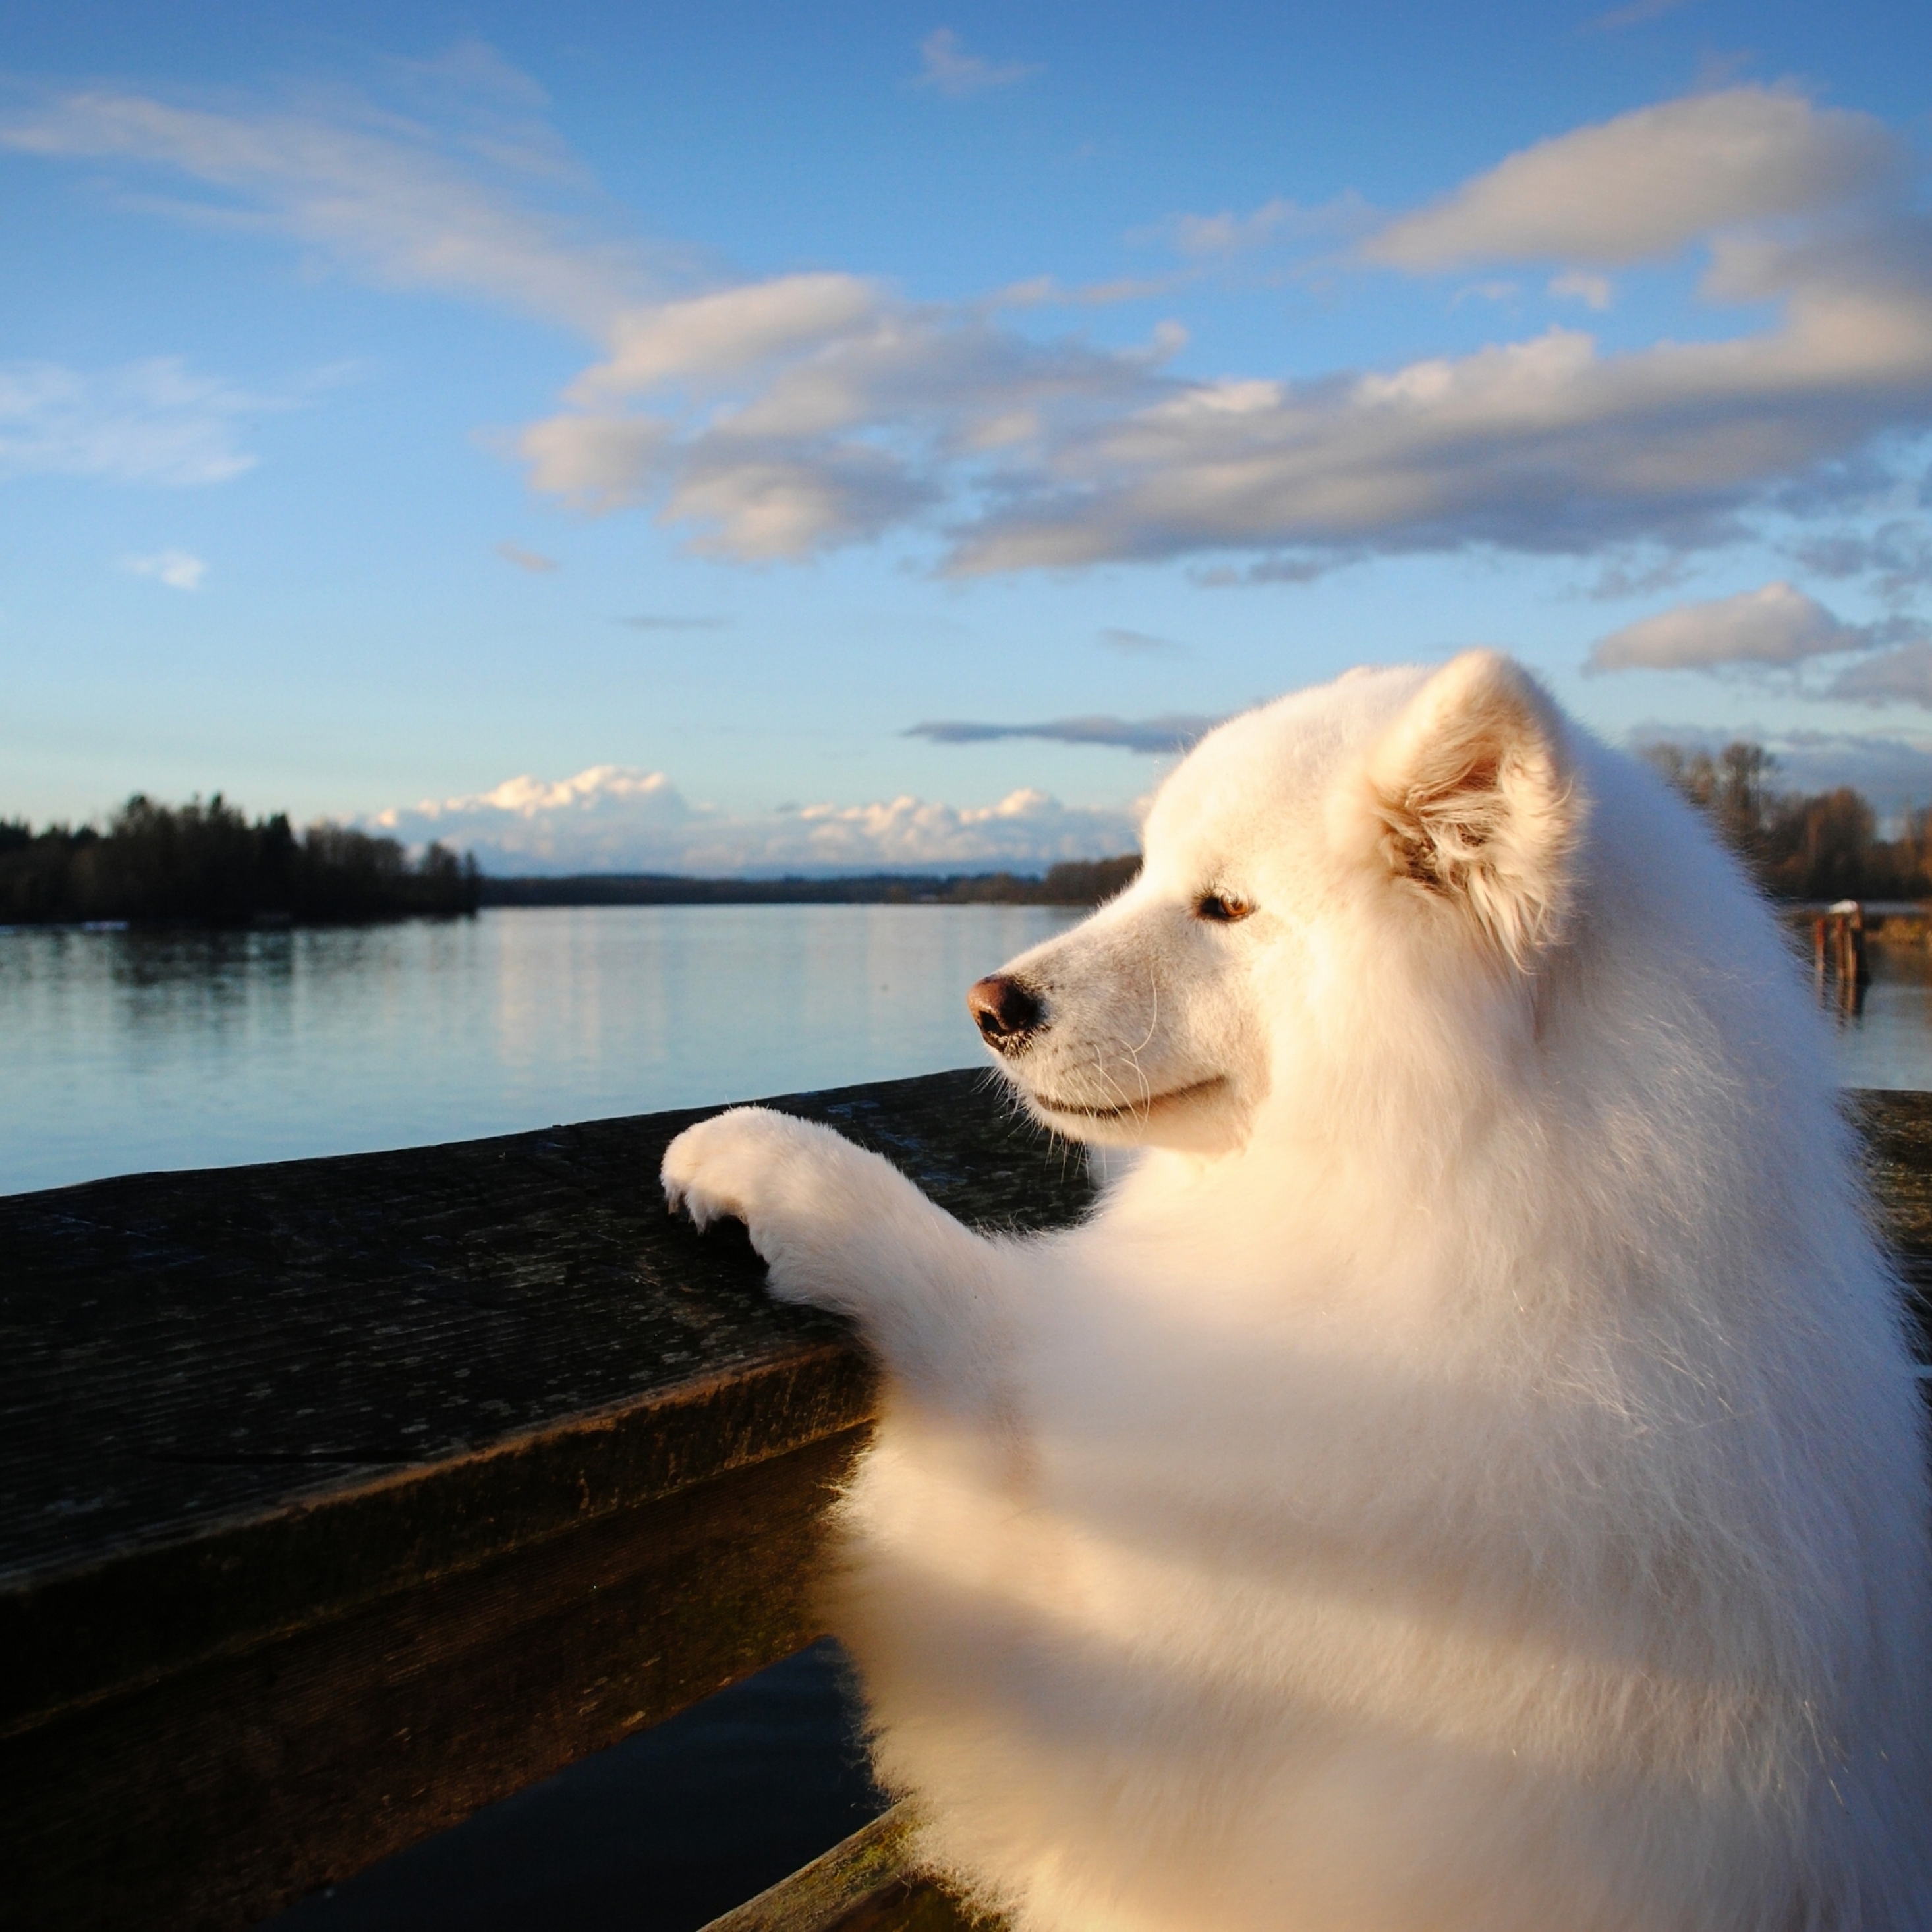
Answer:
xmin=662 ymin=651 xmax=1932 ymax=1931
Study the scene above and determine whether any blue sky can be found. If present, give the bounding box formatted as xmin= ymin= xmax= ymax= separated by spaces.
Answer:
xmin=5 ymin=0 xmax=1932 ymax=872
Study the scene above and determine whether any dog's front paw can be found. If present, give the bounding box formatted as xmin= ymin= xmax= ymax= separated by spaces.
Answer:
xmin=662 ymin=1106 xmax=804 ymax=1234
xmin=662 ymin=1107 xmax=887 ymax=1314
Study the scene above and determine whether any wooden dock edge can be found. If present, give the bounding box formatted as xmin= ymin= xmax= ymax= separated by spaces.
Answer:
xmin=696 ymin=1804 xmax=985 ymax=1932
xmin=8 ymin=1426 xmax=872 ymax=1931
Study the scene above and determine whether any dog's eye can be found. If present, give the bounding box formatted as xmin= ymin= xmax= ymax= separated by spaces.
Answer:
xmin=1194 ymin=892 xmax=1255 ymax=924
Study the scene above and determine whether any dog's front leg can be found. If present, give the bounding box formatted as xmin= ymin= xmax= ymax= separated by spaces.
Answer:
xmin=662 ymin=1106 xmax=1013 ymax=1410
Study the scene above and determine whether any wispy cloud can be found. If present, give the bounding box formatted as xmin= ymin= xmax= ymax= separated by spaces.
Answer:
xmin=0 ymin=358 xmax=260 ymax=486
xmin=1162 ymin=194 xmax=1371 ymax=259
xmin=1827 ymin=644 xmax=1932 ymax=707
xmin=1447 ymin=279 xmax=1520 ymax=309
xmin=1786 ymin=521 xmax=1932 ymax=603
xmin=1098 ymin=626 xmax=1185 ymax=654
xmin=906 ymin=713 xmax=1219 ymax=754
xmin=368 ymin=763 xmax=1137 ymax=874
xmin=1586 ymin=0 xmax=1695 ymax=32
xmin=990 ymin=273 xmax=1185 ymax=309
xmin=494 ymin=539 xmax=557 ymax=571
xmin=1630 ymin=722 xmax=1932 ymax=805
xmin=121 ymin=548 xmax=207 ymax=590
xmin=0 ymin=61 xmax=658 ymax=334
xmin=913 ymin=28 xmax=1041 ymax=99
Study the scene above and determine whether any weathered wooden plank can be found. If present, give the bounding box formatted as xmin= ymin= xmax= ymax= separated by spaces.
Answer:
xmin=1 ymin=1069 xmax=1087 ymax=1732
xmin=695 ymin=1805 xmax=986 ymax=1932
xmin=1851 ymin=1089 xmax=1932 ymax=1267
xmin=697 ymin=1802 xmax=914 ymax=1932
xmin=1 ymin=1069 xmax=1090 ymax=1932
xmin=8 ymin=1429 xmax=864 ymax=1931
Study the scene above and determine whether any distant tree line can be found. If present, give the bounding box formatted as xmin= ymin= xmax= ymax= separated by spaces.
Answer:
xmin=1643 ymin=743 xmax=1932 ymax=901
xmin=932 ymin=856 xmax=1142 ymax=906
xmin=479 ymin=855 xmax=1143 ymax=909
xmin=0 ymin=794 xmax=481 ymax=925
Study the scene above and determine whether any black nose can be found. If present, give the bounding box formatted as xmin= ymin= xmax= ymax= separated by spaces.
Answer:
xmin=968 ymin=974 xmax=1045 ymax=1050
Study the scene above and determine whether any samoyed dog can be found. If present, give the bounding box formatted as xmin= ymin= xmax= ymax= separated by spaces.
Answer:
xmin=663 ymin=652 xmax=1931 ymax=1931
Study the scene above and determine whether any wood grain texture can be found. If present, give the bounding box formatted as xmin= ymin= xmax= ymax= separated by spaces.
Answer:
xmin=1846 ymin=1090 xmax=1932 ymax=1339
xmin=694 ymin=1804 xmax=990 ymax=1932
xmin=2 ymin=1068 xmax=1090 ymax=1932
xmin=1 ymin=1067 xmax=1089 ymax=1735
xmin=697 ymin=1802 xmax=920 ymax=1932
xmin=8 ymin=1430 xmax=867 ymax=1931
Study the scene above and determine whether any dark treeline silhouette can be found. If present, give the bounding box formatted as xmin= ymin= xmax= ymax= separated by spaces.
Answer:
xmin=480 ymin=854 xmax=1143 ymax=909
xmin=0 ymin=795 xmax=481 ymax=925
xmin=1643 ymin=743 xmax=1932 ymax=901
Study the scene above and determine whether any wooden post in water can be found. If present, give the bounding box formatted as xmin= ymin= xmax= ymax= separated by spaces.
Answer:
xmin=1816 ymin=902 xmax=1870 ymax=1015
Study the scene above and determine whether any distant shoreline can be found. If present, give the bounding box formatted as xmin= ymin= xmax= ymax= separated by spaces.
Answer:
xmin=479 ymin=857 xmax=1139 ymax=910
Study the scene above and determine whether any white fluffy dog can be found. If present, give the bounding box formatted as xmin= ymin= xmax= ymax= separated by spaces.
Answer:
xmin=663 ymin=652 xmax=1931 ymax=1931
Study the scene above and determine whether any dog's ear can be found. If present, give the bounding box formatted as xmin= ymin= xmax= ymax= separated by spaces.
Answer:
xmin=1358 ymin=651 xmax=1580 ymax=967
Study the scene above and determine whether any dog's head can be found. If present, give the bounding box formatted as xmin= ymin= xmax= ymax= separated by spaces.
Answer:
xmin=971 ymin=651 xmax=1584 ymax=1152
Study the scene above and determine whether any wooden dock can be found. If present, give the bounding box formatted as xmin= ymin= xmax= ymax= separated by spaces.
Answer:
xmin=4 ymin=1073 xmax=1928 ymax=1930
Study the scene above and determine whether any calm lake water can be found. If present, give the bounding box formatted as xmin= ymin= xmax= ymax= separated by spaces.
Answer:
xmin=5 ymin=901 xmax=1932 ymax=1197
xmin=0 ymin=904 xmax=1082 ymax=1197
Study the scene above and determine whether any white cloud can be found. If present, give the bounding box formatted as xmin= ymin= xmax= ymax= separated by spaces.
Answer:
xmin=0 ymin=69 xmax=653 ymax=334
xmin=121 ymin=547 xmax=208 ymax=590
xmin=1587 ymin=581 xmax=1871 ymax=671
xmin=0 ymin=358 xmax=258 ymax=485
xmin=519 ymin=414 xmax=669 ymax=511
xmin=913 ymin=28 xmax=1040 ymax=99
xmin=511 ymin=86 xmax=1932 ymax=575
xmin=493 ymin=540 xmax=557 ymax=572
xmin=948 ymin=243 xmax=1932 ymax=571
xmin=573 ymin=275 xmax=878 ymax=399
xmin=1365 ymin=88 xmax=1900 ymax=270
xmin=368 ymin=764 xmax=1137 ymax=874
xmin=520 ymin=275 xmax=1170 ymax=556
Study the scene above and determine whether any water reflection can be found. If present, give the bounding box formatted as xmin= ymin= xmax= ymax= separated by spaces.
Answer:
xmin=1810 ymin=904 xmax=1872 ymax=1019
xmin=0 ymin=905 xmax=1081 ymax=1196
xmin=1824 ymin=938 xmax=1932 ymax=1090
xmin=7 ymin=903 xmax=1931 ymax=1199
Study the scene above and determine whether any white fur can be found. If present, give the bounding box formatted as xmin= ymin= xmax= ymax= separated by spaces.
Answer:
xmin=663 ymin=652 xmax=1932 ymax=1931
